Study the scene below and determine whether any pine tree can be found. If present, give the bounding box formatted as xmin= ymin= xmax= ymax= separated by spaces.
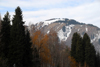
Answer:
xmin=95 ymin=52 xmax=100 ymax=67
xmin=85 ymin=43 xmax=95 ymax=67
xmin=23 ymin=30 xmax=33 ymax=67
xmin=71 ymin=33 xmax=96 ymax=67
xmin=71 ymin=32 xmax=79 ymax=60
xmin=0 ymin=12 xmax=10 ymax=58
xmin=76 ymin=34 xmax=84 ymax=66
xmin=0 ymin=14 xmax=1 ymax=31
xmin=33 ymin=47 xmax=41 ymax=67
xmin=0 ymin=12 xmax=10 ymax=67
xmin=0 ymin=14 xmax=1 ymax=55
xmin=84 ymin=33 xmax=96 ymax=67
xmin=8 ymin=6 xmax=28 ymax=67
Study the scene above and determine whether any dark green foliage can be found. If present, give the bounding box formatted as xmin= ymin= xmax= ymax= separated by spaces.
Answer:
xmin=71 ymin=33 xmax=84 ymax=66
xmin=71 ymin=32 xmax=79 ymax=59
xmin=0 ymin=14 xmax=1 ymax=31
xmin=83 ymin=33 xmax=91 ymax=44
xmin=71 ymin=32 xmax=96 ymax=67
xmin=23 ymin=30 xmax=33 ymax=67
xmin=0 ymin=7 xmax=34 ymax=67
xmin=8 ymin=6 xmax=25 ymax=67
xmin=76 ymin=35 xmax=84 ymax=66
xmin=54 ymin=18 xmax=84 ymax=25
xmin=85 ymin=43 xmax=96 ymax=67
xmin=83 ymin=33 xmax=96 ymax=67
xmin=88 ymin=24 xmax=98 ymax=28
xmin=0 ymin=12 xmax=10 ymax=67
xmin=82 ymin=33 xmax=90 ymax=65
xmin=33 ymin=47 xmax=41 ymax=67
xmin=8 ymin=6 xmax=33 ymax=67
xmin=0 ymin=12 xmax=10 ymax=58
xmin=95 ymin=53 xmax=100 ymax=67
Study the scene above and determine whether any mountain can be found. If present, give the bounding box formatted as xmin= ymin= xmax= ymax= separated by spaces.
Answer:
xmin=31 ymin=18 xmax=100 ymax=52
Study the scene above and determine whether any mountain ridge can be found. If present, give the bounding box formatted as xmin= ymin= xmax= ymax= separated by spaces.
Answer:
xmin=31 ymin=18 xmax=100 ymax=52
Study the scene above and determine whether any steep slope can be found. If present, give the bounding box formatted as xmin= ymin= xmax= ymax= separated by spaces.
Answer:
xmin=34 ymin=18 xmax=100 ymax=52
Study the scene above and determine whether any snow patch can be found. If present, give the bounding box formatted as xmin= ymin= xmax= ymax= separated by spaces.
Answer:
xmin=42 ymin=18 xmax=65 ymax=27
xmin=91 ymin=31 xmax=100 ymax=43
xmin=58 ymin=24 xmax=74 ymax=41
xmin=78 ymin=29 xmax=80 ymax=31
xmin=60 ymin=18 xmax=65 ymax=21
xmin=86 ymin=27 xmax=88 ymax=32
xmin=47 ymin=30 xmax=50 ymax=34
xmin=91 ymin=36 xmax=97 ymax=43
xmin=80 ymin=25 xmax=83 ymax=27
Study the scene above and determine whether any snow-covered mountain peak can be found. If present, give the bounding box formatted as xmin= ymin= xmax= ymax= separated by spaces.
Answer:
xmin=42 ymin=18 xmax=66 ymax=27
xmin=33 ymin=18 xmax=100 ymax=52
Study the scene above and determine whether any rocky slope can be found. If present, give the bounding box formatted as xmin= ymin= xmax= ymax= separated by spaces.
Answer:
xmin=32 ymin=18 xmax=100 ymax=52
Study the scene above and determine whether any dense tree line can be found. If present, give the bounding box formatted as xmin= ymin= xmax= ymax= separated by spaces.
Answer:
xmin=71 ymin=32 xmax=98 ymax=67
xmin=0 ymin=7 xmax=33 ymax=67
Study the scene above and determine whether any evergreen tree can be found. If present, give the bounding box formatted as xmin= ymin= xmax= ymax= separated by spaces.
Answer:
xmin=85 ymin=43 xmax=95 ymax=67
xmin=71 ymin=33 xmax=96 ymax=67
xmin=8 ymin=6 xmax=32 ymax=67
xmin=83 ymin=33 xmax=91 ymax=51
xmin=0 ymin=14 xmax=1 ymax=54
xmin=0 ymin=14 xmax=1 ymax=31
xmin=71 ymin=32 xmax=79 ymax=60
xmin=84 ymin=33 xmax=96 ymax=67
xmin=23 ymin=30 xmax=33 ymax=67
xmin=76 ymin=34 xmax=84 ymax=66
xmin=95 ymin=52 xmax=100 ymax=67
xmin=82 ymin=33 xmax=90 ymax=66
xmin=90 ymin=44 xmax=96 ymax=67
xmin=0 ymin=12 xmax=10 ymax=58
xmin=33 ymin=47 xmax=41 ymax=67
xmin=0 ymin=12 xmax=10 ymax=67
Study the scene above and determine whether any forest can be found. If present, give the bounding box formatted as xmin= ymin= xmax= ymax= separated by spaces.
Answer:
xmin=0 ymin=6 xmax=100 ymax=67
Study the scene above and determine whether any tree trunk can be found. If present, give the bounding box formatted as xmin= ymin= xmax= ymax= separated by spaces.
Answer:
xmin=79 ymin=62 xmax=81 ymax=67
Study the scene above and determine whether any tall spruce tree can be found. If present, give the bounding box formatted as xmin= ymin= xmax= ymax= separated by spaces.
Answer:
xmin=82 ymin=33 xmax=89 ymax=65
xmin=83 ymin=33 xmax=96 ymax=67
xmin=0 ymin=14 xmax=1 ymax=31
xmin=23 ymin=30 xmax=33 ymax=67
xmin=0 ymin=12 xmax=10 ymax=67
xmin=33 ymin=47 xmax=41 ymax=67
xmin=71 ymin=32 xmax=79 ymax=60
xmin=76 ymin=34 xmax=84 ymax=66
xmin=8 ymin=6 xmax=33 ymax=67
xmin=0 ymin=12 xmax=10 ymax=58
xmin=85 ymin=42 xmax=95 ymax=67
xmin=71 ymin=33 xmax=96 ymax=67
xmin=82 ymin=33 xmax=91 ymax=66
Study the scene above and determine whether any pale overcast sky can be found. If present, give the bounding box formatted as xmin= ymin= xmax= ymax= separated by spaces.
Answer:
xmin=0 ymin=0 xmax=100 ymax=27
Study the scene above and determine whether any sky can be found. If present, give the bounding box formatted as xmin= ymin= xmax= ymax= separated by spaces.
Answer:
xmin=0 ymin=0 xmax=100 ymax=27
